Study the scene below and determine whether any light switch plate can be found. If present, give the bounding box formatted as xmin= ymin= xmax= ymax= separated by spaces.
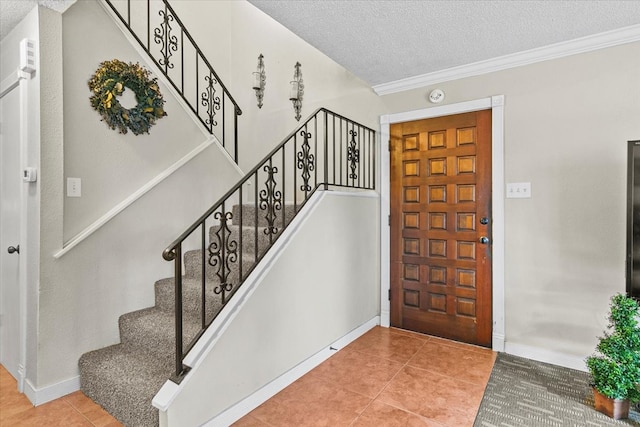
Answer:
xmin=506 ymin=182 xmax=531 ymax=199
xmin=67 ymin=177 xmax=81 ymax=197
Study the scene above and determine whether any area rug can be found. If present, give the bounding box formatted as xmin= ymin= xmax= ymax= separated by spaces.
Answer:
xmin=474 ymin=353 xmax=640 ymax=426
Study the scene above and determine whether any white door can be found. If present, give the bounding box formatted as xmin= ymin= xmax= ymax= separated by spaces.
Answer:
xmin=0 ymin=84 xmax=22 ymax=381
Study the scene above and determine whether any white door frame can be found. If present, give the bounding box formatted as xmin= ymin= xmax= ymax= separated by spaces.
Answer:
xmin=0 ymin=67 xmax=34 ymax=392
xmin=379 ymin=95 xmax=505 ymax=351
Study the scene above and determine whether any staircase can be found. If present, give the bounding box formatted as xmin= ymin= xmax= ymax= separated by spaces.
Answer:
xmin=82 ymin=4 xmax=376 ymax=425
xmin=79 ymin=203 xmax=297 ymax=426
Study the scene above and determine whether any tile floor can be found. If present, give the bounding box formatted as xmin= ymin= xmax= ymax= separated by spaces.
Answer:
xmin=234 ymin=326 xmax=496 ymax=426
xmin=0 ymin=326 xmax=495 ymax=426
xmin=0 ymin=363 xmax=122 ymax=426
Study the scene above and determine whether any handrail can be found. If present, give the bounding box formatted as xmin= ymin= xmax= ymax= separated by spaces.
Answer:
xmin=103 ymin=0 xmax=242 ymax=163
xmin=163 ymin=108 xmax=376 ymax=379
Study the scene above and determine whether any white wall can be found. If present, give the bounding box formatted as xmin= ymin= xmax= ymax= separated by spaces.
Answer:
xmin=169 ymin=0 xmax=387 ymax=170
xmin=165 ymin=191 xmax=380 ymax=427
xmin=380 ymin=41 xmax=640 ymax=366
xmin=62 ymin=0 xmax=208 ymax=241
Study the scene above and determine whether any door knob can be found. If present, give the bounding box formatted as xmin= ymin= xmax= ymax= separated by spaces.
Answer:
xmin=7 ymin=245 xmax=19 ymax=254
xmin=479 ymin=237 xmax=489 ymax=244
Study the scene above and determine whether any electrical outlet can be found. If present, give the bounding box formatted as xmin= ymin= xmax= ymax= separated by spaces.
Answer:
xmin=506 ymin=182 xmax=531 ymax=199
xmin=67 ymin=177 xmax=81 ymax=197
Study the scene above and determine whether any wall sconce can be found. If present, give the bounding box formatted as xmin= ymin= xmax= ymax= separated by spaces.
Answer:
xmin=252 ymin=54 xmax=266 ymax=108
xmin=289 ymin=61 xmax=303 ymax=121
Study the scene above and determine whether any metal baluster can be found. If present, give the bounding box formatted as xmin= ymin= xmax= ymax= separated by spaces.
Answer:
xmin=332 ymin=114 xmax=336 ymax=185
xmin=282 ymin=147 xmax=286 ymax=232
xmin=254 ymin=173 xmax=258 ymax=262
xmin=323 ymin=111 xmax=328 ymax=190
xmin=180 ymin=29 xmax=184 ymax=93
xmin=372 ymin=129 xmax=376 ymax=189
xmin=293 ymin=134 xmax=297 ymax=211
xmin=174 ymin=243 xmax=183 ymax=377
xmin=314 ymin=116 xmax=318 ymax=190
xmin=340 ymin=119 xmax=344 ymax=186
xmin=239 ymin=186 xmax=243 ymax=282
xmin=201 ymin=222 xmax=206 ymax=328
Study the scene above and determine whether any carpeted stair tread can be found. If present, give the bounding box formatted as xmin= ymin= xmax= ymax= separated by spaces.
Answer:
xmin=119 ymin=307 xmax=201 ymax=360
xmin=79 ymin=343 xmax=172 ymax=427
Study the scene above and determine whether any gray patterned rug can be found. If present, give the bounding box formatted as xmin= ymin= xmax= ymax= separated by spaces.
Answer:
xmin=474 ymin=353 xmax=640 ymax=427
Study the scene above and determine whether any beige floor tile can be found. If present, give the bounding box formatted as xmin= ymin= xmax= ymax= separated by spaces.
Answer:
xmin=1 ymin=399 xmax=93 ymax=427
xmin=232 ymin=414 xmax=272 ymax=426
xmin=310 ymin=348 xmax=404 ymax=398
xmin=252 ymin=374 xmax=371 ymax=426
xmin=378 ymin=365 xmax=485 ymax=427
xmin=63 ymin=391 xmax=123 ymax=427
xmin=352 ymin=400 xmax=444 ymax=426
xmin=346 ymin=326 xmax=426 ymax=363
xmin=408 ymin=340 xmax=496 ymax=385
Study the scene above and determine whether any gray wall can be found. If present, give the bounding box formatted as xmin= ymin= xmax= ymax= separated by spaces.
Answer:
xmin=381 ymin=40 xmax=640 ymax=365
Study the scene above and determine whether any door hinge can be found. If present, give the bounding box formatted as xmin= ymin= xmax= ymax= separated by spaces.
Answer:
xmin=388 ymin=214 xmax=391 ymax=226
xmin=388 ymin=140 xmax=391 ymax=151
xmin=388 ymin=289 xmax=391 ymax=301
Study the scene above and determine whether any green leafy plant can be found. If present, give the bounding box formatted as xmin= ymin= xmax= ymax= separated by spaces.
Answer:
xmin=587 ymin=293 xmax=640 ymax=402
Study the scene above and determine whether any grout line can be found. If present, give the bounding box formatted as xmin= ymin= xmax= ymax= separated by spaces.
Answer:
xmin=349 ymin=335 xmax=429 ymax=426
xmin=60 ymin=397 xmax=95 ymax=426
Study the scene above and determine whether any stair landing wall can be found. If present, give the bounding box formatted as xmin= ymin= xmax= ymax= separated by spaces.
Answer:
xmin=164 ymin=191 xmax=380 ymax=427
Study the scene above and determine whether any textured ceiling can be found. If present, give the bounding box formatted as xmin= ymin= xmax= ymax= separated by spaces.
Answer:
xmin=248 ymin=0 xmax=640 ymax=86
xmin=2 ymin=1 xmax=640 ymax=87
xmin=0 ymin=0 xmax=75 ymax=40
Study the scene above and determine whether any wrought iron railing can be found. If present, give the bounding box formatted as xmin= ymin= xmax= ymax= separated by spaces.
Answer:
xmin=104 ymin=0 xmax=242 ymax=162
xmin=162 ymin=108 xmax=376 ymax=379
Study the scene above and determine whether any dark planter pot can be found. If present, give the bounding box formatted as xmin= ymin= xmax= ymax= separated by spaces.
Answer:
xmin=593 ymin=388 xmax=630 ymax=420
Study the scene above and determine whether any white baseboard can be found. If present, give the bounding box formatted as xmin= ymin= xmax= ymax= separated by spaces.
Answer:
xmin=504 ymin=342 xmax=587 ymax=372
xmin=24 ymin=375 xmax=80 ymax=406
xmin=492 ymin=332 xmax=505 ymax=352
xmin=201 ymin=316 xmax=380 ymax=427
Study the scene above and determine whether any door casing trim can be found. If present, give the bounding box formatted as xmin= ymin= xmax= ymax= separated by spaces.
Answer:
xmin=379 ymin=95 xmax=505 ymax=351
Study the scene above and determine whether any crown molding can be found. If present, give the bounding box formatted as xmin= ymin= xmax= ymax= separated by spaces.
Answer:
xmin=373 ymin=24 xmax=640 ymax=96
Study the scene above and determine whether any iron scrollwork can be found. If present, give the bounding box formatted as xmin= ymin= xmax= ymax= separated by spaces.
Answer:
xmin=154 ymin=8 xmax=178 ymax=71
xmin=259 ymin=164 xmax=282 ymax=236
xmin=347 ymin=129 xmax=360 ymax=181
xmin=296 ymin=130 xmax=315 ymax=192
xmin=208 ymin=211 xmax=237 ymax=302
xmin=201 ymin=74 xmax=221 ymax=129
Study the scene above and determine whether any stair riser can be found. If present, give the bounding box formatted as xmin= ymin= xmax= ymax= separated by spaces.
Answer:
xmin=79 ymin=346 xmax=169 ymax=427
xmin=232 ymin=203 xmax=297 ymax=228
xmin=119 ymin=309 xmax=204 ymax=358
xmin=154 ymin=275 xmax=249 ymax=316
xmin=183 ymin=250 xmax=257 ymax=282
xmin=207 ymin=224 xmax=274 ymax=257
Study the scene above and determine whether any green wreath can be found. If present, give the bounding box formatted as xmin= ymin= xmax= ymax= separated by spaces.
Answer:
xmin=88 ymin=59 xmax=167 ymax=135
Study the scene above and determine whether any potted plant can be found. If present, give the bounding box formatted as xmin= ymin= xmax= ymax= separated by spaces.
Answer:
xmin=586 ymin=293 xmax=640 ymax=419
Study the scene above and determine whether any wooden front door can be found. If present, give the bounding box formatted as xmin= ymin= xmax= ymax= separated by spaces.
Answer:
xmin=390 ymin=110 xmax=492 ymax=347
